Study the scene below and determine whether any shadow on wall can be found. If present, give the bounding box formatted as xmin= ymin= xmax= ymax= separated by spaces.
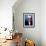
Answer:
xmin=23 ymin=32 xmax=41 ymax=46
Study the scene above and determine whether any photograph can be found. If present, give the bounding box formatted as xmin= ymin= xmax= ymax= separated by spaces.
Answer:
xmin=23 ymin=13 xmax=35 ymax=28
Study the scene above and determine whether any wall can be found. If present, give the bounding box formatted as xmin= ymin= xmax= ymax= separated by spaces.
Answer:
xmin=13 ymin=0 xmax=41 ymax=46
xmin=40 ymin=0 xmax=46 ymax=46
xmin=0 ymin=0 xmax=17 ymax=38
xmin=0 ymin=0 xmax=16 ymax=30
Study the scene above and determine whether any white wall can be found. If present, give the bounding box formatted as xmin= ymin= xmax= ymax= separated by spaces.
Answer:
xmin=0 ymin=0 xmax=16 ymax=30
xmin=41 ymin=0 xmax=46 ymax=46
xmin=13 ymin=0 xmax=41 ymax=46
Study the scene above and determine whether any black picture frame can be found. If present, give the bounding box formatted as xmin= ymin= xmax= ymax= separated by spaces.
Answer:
xmin=23 ymin=13 xmax=35 ymax=28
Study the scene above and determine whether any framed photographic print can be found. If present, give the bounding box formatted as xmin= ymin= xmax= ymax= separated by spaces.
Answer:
xmin=23 ymin=13 xmax=35 ymax=28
